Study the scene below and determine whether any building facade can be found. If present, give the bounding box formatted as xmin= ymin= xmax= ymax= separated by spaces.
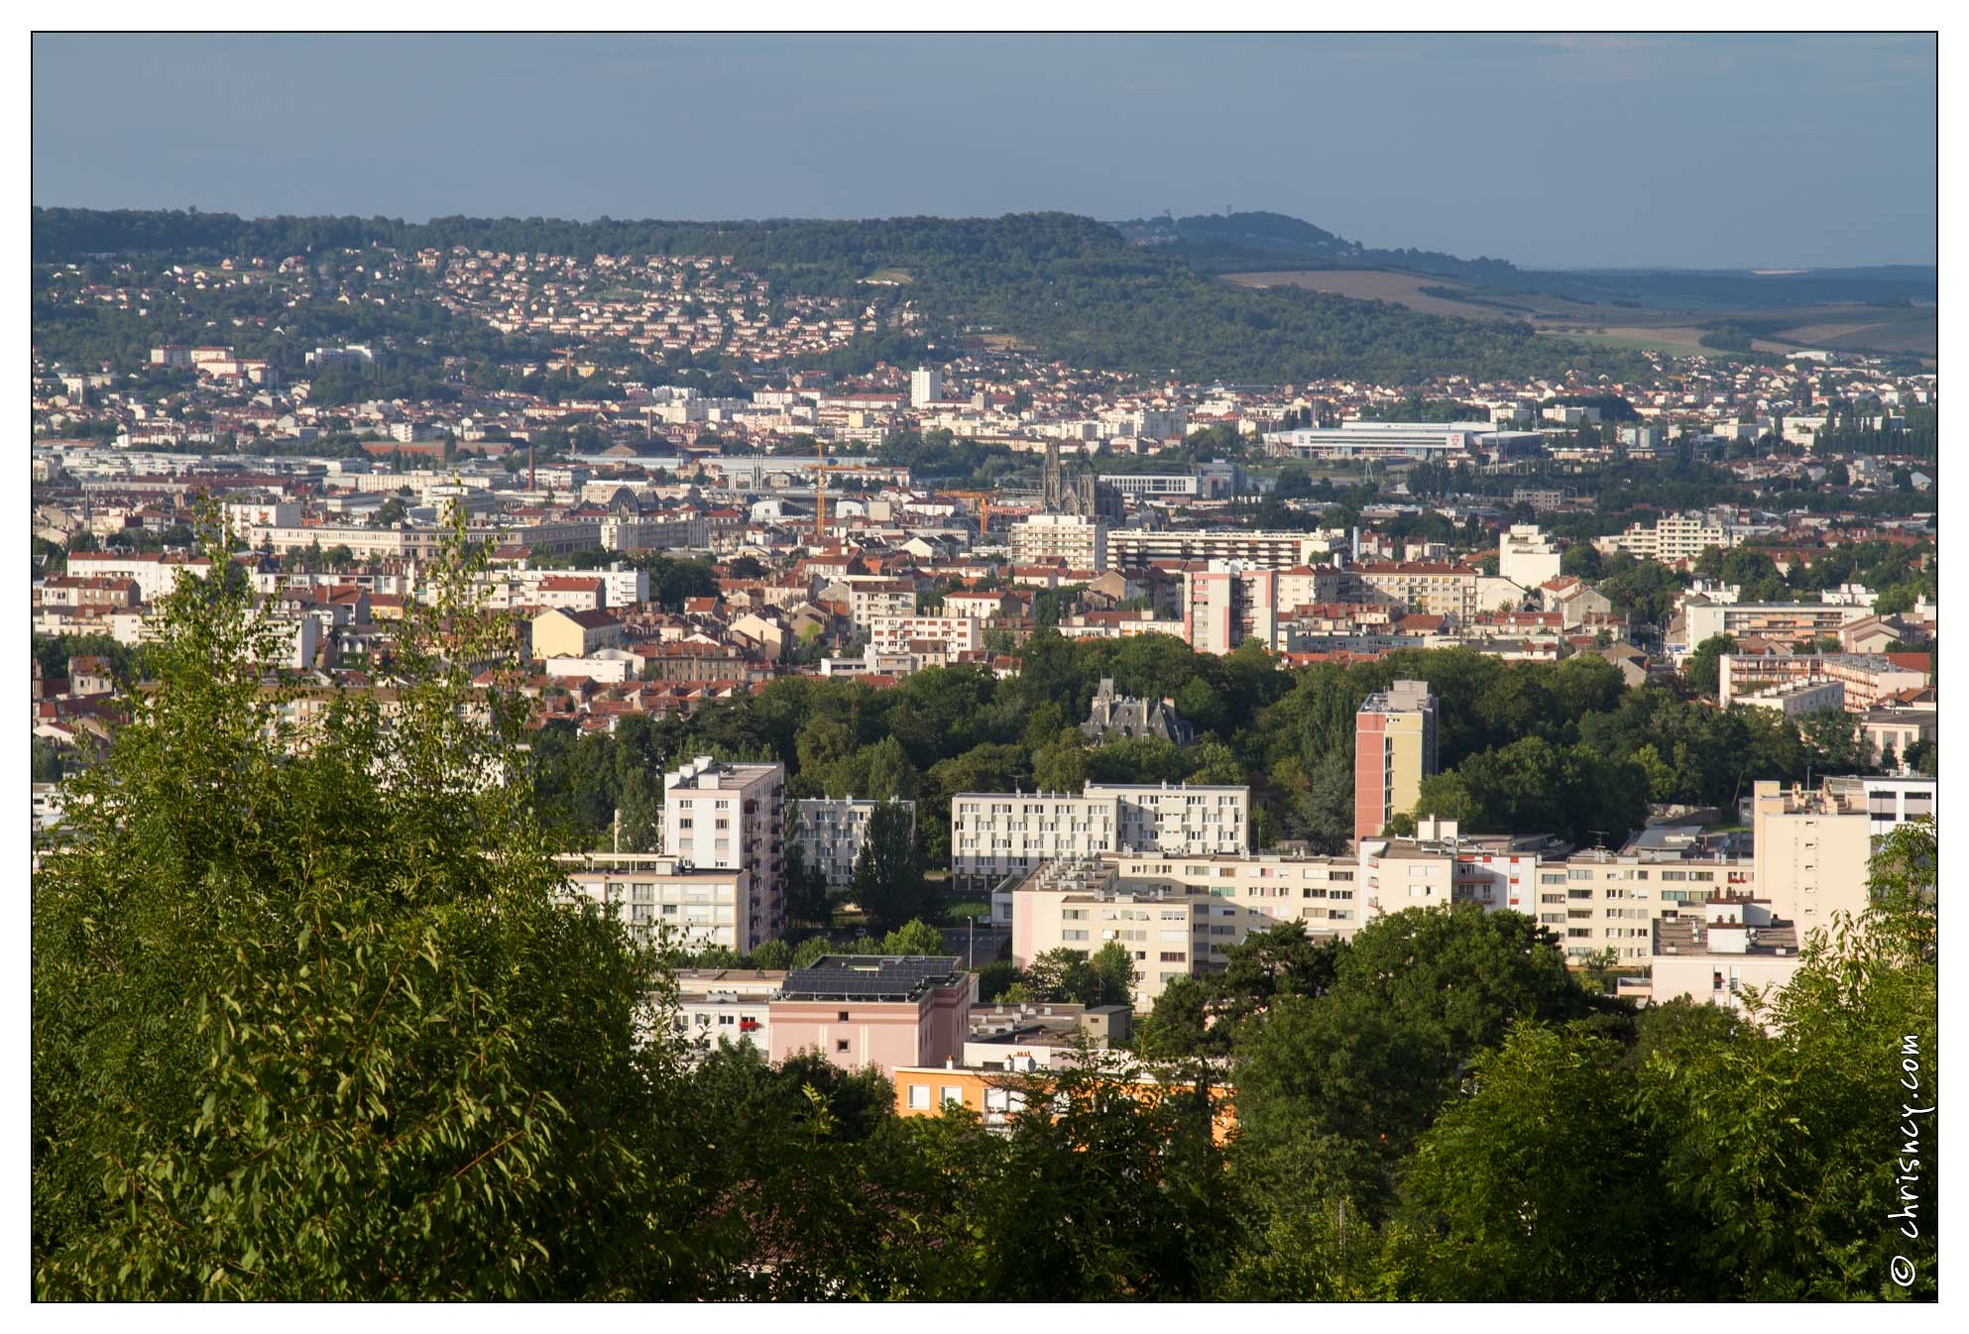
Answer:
xmin=1354 ymin=680 xmax=1439 ymax=842
xmin=662 ymin=755 xmax=787 ymax=950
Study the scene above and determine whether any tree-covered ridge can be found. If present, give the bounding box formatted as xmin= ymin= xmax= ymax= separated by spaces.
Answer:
xmin=32 ymin=206 xmax=1650 ymax=384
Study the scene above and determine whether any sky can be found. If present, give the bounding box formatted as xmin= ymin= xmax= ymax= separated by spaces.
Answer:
xmin=31 ymin=33 xmax=1937 ymax=270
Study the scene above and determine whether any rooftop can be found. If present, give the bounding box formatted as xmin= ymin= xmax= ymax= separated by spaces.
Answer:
xmin=780 ymin=955 xmax=965 ymax=1003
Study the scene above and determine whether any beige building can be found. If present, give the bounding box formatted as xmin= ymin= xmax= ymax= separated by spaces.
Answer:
xmin=530 ymin=606 xmax=626 ymax=658
xmin=1354 ymin=680 xmax=1438 ymax=841
xmin=1009 ymin=851 xmax=1366 ymax=1008
xmin=1647 ymin=898 xmax=1803 ymax=1027
xmin=1751 ymin=779 xmax=1873 ymax=942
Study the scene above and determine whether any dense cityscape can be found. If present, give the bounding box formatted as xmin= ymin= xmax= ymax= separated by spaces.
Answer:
xmin=30 ymin=33 xmax=1939 ymax=1306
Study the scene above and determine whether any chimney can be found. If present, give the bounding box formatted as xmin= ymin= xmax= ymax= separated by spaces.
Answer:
xmin=944 ymin=1056 xmax=954 ymax=1070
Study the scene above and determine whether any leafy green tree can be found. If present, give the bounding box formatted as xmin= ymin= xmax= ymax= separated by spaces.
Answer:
xmin=880 ymin=919 xmax=948 ymax=956
xmin=33 ymin=511 xmax=702 ymax=1299
xmin=1683 ymin=633 xmax=1738 ymax=698
xmin=1381 ymin=1021 xmax=1701 ymax=1300
xmin=849 ymin=800 xmax=925 ymax=930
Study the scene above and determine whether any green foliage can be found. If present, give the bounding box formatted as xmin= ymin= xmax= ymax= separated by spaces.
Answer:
xmin=849 ymin=801 xmax=926 ymax=930
xmin=33 ymin=510 xmax=699 ymax=1298
xmin=1683 ymin=633 xmax=1739 ymax=697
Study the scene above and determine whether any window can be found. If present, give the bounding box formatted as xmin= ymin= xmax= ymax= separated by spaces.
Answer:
xmin=1062 ymin=929 xmax=1088 ymax=942
xmin=1160 ymin=951 xmax=1186 ymax=963
xmin=907 ymin=1084 xmax=930 ymax=1110
xmin=941 ymin=1087 xmax=964 ymax=1107
xmin=837 ymin=1011 xmax=850 ymax=1022
xmin=836 ymin=1040 xmax=850 ymax=1053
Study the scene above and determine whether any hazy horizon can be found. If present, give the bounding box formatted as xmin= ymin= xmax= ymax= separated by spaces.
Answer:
xmin=32 ymin=33 xmax=1937 ymax=271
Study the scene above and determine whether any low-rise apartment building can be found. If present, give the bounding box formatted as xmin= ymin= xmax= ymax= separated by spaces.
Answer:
xmin=949 ymin=781 xmax=1250 ymax=889
xmin=768 ymin=955 xmax=973 ymax=1076
xmin=557 ymin=851 xmax=753 ymax=954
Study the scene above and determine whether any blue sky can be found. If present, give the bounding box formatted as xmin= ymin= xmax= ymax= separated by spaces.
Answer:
xmin=32 ymin=33 xmax=1936 ymax=270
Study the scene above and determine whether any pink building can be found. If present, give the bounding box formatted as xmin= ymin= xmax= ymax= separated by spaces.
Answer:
xmin=768 ymin=955 xmax=973 ymax=1076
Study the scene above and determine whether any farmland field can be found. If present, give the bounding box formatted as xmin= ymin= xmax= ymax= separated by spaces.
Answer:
xmin=1223 ymin=268 xmax=1935 ymax=362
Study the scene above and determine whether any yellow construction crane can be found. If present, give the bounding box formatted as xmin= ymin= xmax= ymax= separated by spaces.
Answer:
xmin=937 ymin=490 xmax=995 ymax=535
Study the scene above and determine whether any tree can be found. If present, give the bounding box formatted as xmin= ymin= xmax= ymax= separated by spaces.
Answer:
xmin=33 ymin=509 xmax=703 ymax=1299
xmin=849 ymin=800 xmax=925 ymax=930
xmin=1683 ymin=633 xmax=1738 ymax=697
xmin=1381 ymin=1022 xmax=1699 ymax=1300
xmin=880 ymin=919 xmax=948 ymax=956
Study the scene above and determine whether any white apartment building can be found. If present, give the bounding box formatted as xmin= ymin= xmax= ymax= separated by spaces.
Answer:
xmin=1647 ymin=899 xmax=1804 ymax=1025
xmin=868 ymin=615 xmax=983 ymax=658
xmin=662 ymin=756 xmax=787 ymax=950
xmin=1009 ymin=513 xmax=1108 ymax=573
xmin=557 ymin=852 xmax=755 ymax=954
xmin=671 ymin=967 xmax=784 ymax=1057
xmin=1682 ymin=600 xmax=1869 ymax=656
xmin=1108 ymin=528 xmax=1349 ymax=571
xmin=950 ymin=781 xmax=1250 ymax=889
xmin=600 ymin=515 xmax=709 ymax=552
xmin=1736 ymin=677 xmax=1846 ymax=719
xmin=909 ymin=367 xmax=944 ymax=407
xmin=1595 ymin=513 xmax=1743 ymax=564
xmin=1007 ymin=859 xmax=1298 ymax=1008
xmin=794 ymin=797 xmax=917 ymax=887
xmin=64 ymin=552 xmax=213 ymax=604
xmin=846 ymin=581 xmax=919 ymax=630
xmin=1498 ymin=524 xmax=1562 ymax=588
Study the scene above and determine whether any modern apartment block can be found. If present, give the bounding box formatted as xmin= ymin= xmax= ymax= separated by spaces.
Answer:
xmin=1718 ymin=652 xmax=1928 ymax=711
xmin=670 ymin=967 xmax=785 ymax=1057
xmin=948 ymin=781 xmax=1250 ymax=889
xmin=1595 ymin=512 xmax=1744 ymax=563
xmin=1498 ymin=523 xmax=1562 ymax=587
xmin=1107 ymin=528 xmax=1349 ymax=572
xmin=663 ymin=755 xmax=787 ymax=949
xmin=1182 ymin=562 xmax=1278 ymax=654
xmin=1750 ymin=779 xmax=1873 ymax=941
xmin=1647 ymin=898 xmax=1804 ymax=1025
xmin=1008 ymin=859 xmax=1283 ymax=1007
xmin=557 ymin=852 xmax=755 ymax=953
xmin=1009 ymin=513 xmax=1108 ymax=572
xmin=1354 ymin=680 xmax=1439 ymax=842
xmin=793 ymin=796 xmax=917 ymax=888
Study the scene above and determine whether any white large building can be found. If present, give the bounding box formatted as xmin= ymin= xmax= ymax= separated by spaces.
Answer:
xmin=1261 ymin=420 xmax=1540 ymax=461
xmin=950 ymin=781 xmax=1250 ymax=888
xmin=1009 ymin=513 xmax=1108 ymax=573
xmin=1596 ymin=512 xmax=1745 ymax=564
xmin=1108 ymin=528 xmax=1348 ymax=571
xmin=909 ymin=367 xmax=944 ymax=408
xmin=558 ymin=852 xmax=755 ymax=954
xmin=1498 ymin=524 xmax=1562 ymax=588
xmin=662 ymin=756 xmax=787 ymax=950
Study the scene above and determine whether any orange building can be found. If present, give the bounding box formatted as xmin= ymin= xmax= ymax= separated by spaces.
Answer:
xmin=891 ymin=1064 xmax=1236 ymax=1143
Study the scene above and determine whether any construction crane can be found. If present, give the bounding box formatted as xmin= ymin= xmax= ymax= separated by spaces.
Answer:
xmin=936 ymin=489 xmax=996 ymax=537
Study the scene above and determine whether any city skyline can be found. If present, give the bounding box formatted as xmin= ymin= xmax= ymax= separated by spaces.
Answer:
xmin=32 ymin=33 xmax=1937 ymax=270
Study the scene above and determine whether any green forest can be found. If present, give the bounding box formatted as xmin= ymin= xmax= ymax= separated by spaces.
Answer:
xmin=33 ymin=207 xmax=1652 ymax=385
xmin=32 ymin=525 xmax=1939 ymax=1300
